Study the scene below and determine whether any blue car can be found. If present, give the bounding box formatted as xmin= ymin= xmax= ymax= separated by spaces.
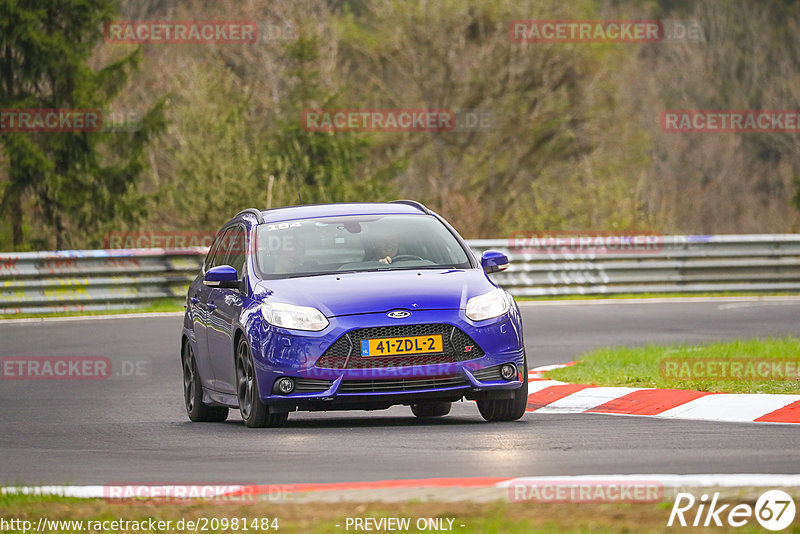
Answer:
xmin=180 ymin=201 xmax=527 ymax=427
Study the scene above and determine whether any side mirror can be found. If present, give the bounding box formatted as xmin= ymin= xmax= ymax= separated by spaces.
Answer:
xmin=481 ymin=250 xmax=509 ymax=274
xmin=204 ymin=265 xmax=240 ymax=289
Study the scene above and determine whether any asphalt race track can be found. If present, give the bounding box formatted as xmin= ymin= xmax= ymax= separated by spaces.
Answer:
xmin=1 ymin=298 xmax=799 ymax=485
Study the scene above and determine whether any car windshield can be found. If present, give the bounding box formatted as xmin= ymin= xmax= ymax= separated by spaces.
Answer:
xmin=254 ymin=214 xmax=471 ymax=279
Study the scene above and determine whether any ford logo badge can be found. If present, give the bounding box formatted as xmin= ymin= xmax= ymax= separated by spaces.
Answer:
xmin=387 ymin=310 xmax=411 ymax=319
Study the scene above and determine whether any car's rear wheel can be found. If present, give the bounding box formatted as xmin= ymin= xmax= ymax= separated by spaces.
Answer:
xmin=411 ymin=401 xmax=452 ymax=418
xmin=183 ymin=342 xmax=228 ymax=422
xmin=236 ymin=337 xmax=288 ymax=428
xmin=477 ymin=360 xmax=528 ymax=422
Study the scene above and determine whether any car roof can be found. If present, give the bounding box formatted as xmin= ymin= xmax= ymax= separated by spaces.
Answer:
xmin=240 ymin=202 xmax=431 ymax=225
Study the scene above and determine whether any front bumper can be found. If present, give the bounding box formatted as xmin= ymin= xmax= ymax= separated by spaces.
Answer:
xmin=249 ymin=308 xmax=526 ymax=408
xmin=258 ymin=361 xmax=526 ymax=412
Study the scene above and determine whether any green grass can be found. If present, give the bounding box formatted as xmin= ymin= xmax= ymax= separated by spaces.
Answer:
xmin=547 ymin=336 xmax=800 ymax=394
xmin=515 ymin=291 xmax=800 ymax=301
xmin=1 ymin=494 xmax=793 ymax=533
xmin=0 ymin=298 xmax=185 ymax=320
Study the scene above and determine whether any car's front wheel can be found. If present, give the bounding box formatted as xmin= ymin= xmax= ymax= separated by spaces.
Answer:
xmin=236 ymin=337 xmax=288 ymax=428
xmin=411 ymin=401 xmax=452 ymax=418
xmin=182 ymin=342 xmax=228 ymax=422
xmin=476 ymin=360 xmax=528 ymax=422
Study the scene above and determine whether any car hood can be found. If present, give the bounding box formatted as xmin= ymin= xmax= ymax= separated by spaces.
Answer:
xmin=254 ymin=269 xmax=495 ymax=317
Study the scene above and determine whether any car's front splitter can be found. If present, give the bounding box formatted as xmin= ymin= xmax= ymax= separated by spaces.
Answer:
xmin=254 ymin=353 xmax=525 ymax=408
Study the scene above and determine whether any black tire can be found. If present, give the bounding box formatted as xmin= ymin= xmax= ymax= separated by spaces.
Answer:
xmin=236 ymin=337 xmax=288 ymax=428
xmin=411 ymin=401 xmax=452 ymax=418
xmin=477 ymin=360 xmax=528 ymax=422
xmin=182 ymin=342 xmax=228 ymax=422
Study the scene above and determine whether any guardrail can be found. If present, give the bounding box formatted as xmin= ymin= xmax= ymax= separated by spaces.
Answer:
xmin=470 ymin=234 xmax=800 ymax=297
xmin=0 ymin=235 xmax=798 ymax=314
xmin=0 ymin=248 xmax=206 ymax=314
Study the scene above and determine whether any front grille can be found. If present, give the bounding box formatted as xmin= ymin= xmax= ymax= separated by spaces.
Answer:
xmin=314 ymin=324 xmax=484 ymax=369
xmin=338 ymin=375 xmax=468 ymax=394
xmin=293 ymin=378 xmax=333 ymax=393
xmin=472 ymin=365 xmax=504 ymax=382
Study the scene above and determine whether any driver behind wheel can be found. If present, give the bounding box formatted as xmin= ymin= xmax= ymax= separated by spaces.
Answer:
xmin=274 ymin=235 xmax=307 ymax=274
xmin=375 ymin=233 xmax=400 ymax=264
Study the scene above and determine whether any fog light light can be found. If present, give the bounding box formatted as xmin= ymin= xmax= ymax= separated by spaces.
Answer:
xmin=500 ymin=364 xmax=517 ymax=381
xmin=274 ymin=377 xmax=295 ymax=394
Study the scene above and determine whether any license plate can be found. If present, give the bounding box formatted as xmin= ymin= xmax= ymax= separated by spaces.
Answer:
xmin=360 ymin=334 xmax=443 ymax=357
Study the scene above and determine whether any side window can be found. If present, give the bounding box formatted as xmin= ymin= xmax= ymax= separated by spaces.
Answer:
xmin=204 ymin=231 xmax=223 ymax=271
xmin=223 ymin=226 xmax=247 ymax=277
xmin=206 ymin=228 xmax=233 ymax=270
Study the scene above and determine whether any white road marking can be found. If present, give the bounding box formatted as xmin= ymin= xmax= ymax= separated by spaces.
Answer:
xmin=8 ymin=474 xmax=800 ymax=501
xmin=535 ymin=386 xmax=643 ymax=414
xmin=656 ymin=393 xmax=800 ymax=422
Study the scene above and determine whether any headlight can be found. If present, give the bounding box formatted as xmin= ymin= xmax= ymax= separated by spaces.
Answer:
xmin=465 ymin=288 xmax=511 ymax=321
xmin=261 ymin=302 xmax=329 ymax=331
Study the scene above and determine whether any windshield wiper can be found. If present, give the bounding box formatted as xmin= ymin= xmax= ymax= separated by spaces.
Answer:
xmin=285 ymin=271 xmax=340 ymax=279
xmin=340 ymin=266 xmax=459 ymax=274
xmin=284 ymin=269 xmax=380 ymax=278
xmin=283 ymin=266 xmax=461 ymax=278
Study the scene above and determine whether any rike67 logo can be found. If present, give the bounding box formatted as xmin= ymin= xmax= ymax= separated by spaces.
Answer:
xmin=668 ymin=490 xmax=796 ymax=531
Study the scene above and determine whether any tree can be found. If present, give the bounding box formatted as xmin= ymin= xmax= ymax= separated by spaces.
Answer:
xmin=155 ymin=62 xmax=267 ymax=232
xmin=0 ymin=0 xmax=165 ymax=250
xmin=267 ymin=35 xmax=399 ymax=206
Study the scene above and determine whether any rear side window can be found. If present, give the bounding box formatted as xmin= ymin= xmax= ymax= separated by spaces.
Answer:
xmin=205 ymin=228 xmax=233 ymax=270
xmin=223 ymin=226 xmax=247 ymax=277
